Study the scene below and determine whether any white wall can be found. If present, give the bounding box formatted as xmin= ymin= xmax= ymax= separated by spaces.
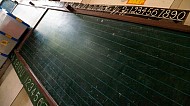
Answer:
xmin=61 ymin=0 xmax=175 ymax=8
xmin=0 ymin=64 xmax=33 ymax=106
xmin=178 ymin=0 xmax=190 ymax=10
xmin=0 ymin=65 xmax=23 ymax=106
xmin=171 ymin=0 xmax=190 ymax=10
xmin=62 ymin=0 xmax=82 ymax=3
xmin=0 ymin=59 xmax=11 ymax=84
xmin=82 ymin=0 xmax=175 ymax=8
xmin=170 ymin=0 xmax=190 ymax=26
xmin=11 ymin=88 xmax=33 ymax=106
xmin=170 ymin=0 xmax=183 ymax=9
xmin=179 ymin=0 xmax=190 ymax=26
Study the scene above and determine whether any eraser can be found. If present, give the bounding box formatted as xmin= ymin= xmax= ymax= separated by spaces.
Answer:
xmin=29 ymin=1 xmax=35 ymax=6
xmin=66 ymin=5 xmax=75 ymax=12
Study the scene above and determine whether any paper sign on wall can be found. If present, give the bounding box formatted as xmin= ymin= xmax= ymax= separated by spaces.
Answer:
xmin=1 ymin=40 xmax=8 ymax=46
xmin=127 ymin=0 xmax=146 ymax=5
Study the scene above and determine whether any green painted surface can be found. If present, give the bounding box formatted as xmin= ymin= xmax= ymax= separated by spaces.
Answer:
xmin=10 ymin=53 xmax=49 ymax=106
xmin=20 ymin=10 xmax=190 ymax=106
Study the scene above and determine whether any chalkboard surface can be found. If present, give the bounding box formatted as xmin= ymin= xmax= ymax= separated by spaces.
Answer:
xmin=20 ymin=9 xmax=190 ymax=106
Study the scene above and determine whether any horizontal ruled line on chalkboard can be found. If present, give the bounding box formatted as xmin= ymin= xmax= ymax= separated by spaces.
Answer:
xmin=19 ymin=10 xmax=190 ymax=106
xmin=78 ymin=14 xmax=190 ymax=39
xmin=29 ymin=34 xmax=190 ymax=97
xmin=23 ymin=37 xmax=137 ymax=106
xmin=76 ymin=15 xmax=190 ymax=49
xmin=75 ymin=19 xmax=190 ymax=59
xmin=22 ymin=32 xmax=187 ymax=106
xmin=28 ymin=28 xmax=190 ymax=89
xmin=28 ymin=31 xmax=190 ymax=98
xmin=21 ymin=50 xmax=71 ymax=106
xmin=52 ymin=16 xmax=190 ymax=71
xmin=21 ymin=44 xmax=116 ymax=106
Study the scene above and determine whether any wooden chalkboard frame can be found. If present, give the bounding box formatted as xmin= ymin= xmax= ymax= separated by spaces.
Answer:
xmin=70 ymin=8 xmax=190 ymax=33
xmin=24 ymin=1 xmax=189 ymax=33
xmin=18 ymin=2 xmax=190 ymax=33
xmin=11 ymin=50 xmax=58 ymax=106
xmin=64 ymin=2 xmax=190 ymax=22
xmin=9 ymin=5 xmax=58 ymax=106
xmin=10 ymin=2 xmax=190 ymax=106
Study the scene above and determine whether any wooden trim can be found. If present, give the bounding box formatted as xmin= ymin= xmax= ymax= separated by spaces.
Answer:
xmin=13 ymin=6 xmax=58 ymax=105
xmin=14 ymin=50 xmax=58 ymax=106
xmin=17 ymin=2 xmax=190 ymax=33
xmin=46 ymin=7 xmax=190 ymax=33
xmin=17 ymin=28 xmax=33 ymax=51
xmin=73 ymin=9 xmax=190 ymax=33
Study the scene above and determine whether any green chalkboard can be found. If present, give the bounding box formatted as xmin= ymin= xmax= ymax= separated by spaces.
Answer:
xmin=20 ymin=9 xmax=190 ymax=106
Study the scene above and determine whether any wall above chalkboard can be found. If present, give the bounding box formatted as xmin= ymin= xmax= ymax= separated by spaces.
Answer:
xmin=64 ymin=2 xmax=189 ymax=22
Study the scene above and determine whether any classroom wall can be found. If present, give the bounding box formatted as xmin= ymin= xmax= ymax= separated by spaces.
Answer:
xmin=11 ymin=88 xmax=33 ymax=106
xmin=0 ymin=1 xmax=189 ymax=105
xmin=170 ymin=0 xmax=190 ymax=10
xmin=170 ymin=0 xmax=183 ymax=9
xmin=0 ymin=65 xmax=23 ymax=106
xmin=178 ymin=0 xmax=190 ymax=10
xmin=62 ymin=0 xmax=82 ymax=3
xmin=170 ymin=0 xmax=190 ymax=26
xmin=0 ymin=64 xmax=32 ymax=106
xmin=82 ymin=0 xmax=175 ymax=8
xmin=66 ymin=0 xmax=190 ymax=26
xmin=179 ymin=0 xmax=190 ymax=26
xmin=0 ymin=60 xmax=11 ymax=83
xmin=61 ymin=0 xmax=175 ymax=8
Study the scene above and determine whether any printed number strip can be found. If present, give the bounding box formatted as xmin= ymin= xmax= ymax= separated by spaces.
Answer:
xmin=65 ymin=2 xmax=189 ymax=22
